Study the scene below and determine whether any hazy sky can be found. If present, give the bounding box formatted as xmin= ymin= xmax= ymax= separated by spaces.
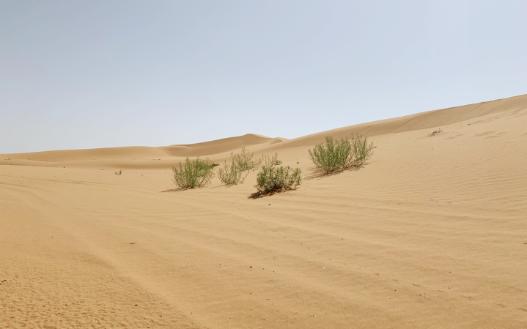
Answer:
xmin=1 ymin=0 xmax=526 ymax=153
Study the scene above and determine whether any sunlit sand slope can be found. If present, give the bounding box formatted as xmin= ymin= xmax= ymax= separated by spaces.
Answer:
xmin=1 ymin=94 xmax=527 ymax=328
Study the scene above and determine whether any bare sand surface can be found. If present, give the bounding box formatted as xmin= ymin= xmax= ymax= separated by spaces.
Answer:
xmin=1 ymin=95 xmax=527 ymax=328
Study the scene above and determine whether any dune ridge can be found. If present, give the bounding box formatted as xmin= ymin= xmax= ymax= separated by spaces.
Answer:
xmin=0 ymin=133 xmax=280 ymax=168
xmin=2 ymin=94 xmax=527 ymax=168
xmin=271 ymin=93 xmax=527 ymax=149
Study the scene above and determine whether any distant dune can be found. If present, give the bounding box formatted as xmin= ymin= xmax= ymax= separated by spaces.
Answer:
xmin=3 ymin=94 xmax=527 ymax=167
xmin=164 ymin=133 xmax=281 ymax=157
xmin=1 ymin=94 xmax=527 ymax=328
xmin=0 ymin=133 xmax=281 ymax=168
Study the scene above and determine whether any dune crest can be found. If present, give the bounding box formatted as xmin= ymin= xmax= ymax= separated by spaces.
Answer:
xmin=272 ymin=93 xmax=527 ymax=149
xmin=3 ymin=94 xmax=527 ymax=167
xmin=0 ymin=133 xmax=278 ymax=168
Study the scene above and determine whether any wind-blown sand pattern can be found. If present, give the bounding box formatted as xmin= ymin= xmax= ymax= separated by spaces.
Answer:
xmin=1 ymin=94 xmax=527 ymax=328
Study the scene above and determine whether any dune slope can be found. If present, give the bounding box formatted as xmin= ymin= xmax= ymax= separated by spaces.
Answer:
xmin=0 ymin=133 xmax=278 ymax=169
xmin=1 ymin=94 xmax=527 ymax=328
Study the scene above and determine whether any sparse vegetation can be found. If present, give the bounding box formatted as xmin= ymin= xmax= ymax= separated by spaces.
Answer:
xmin=218 ymin=159 xmax=244 ymax=185
xmin=232 ymin=147 xmax=258 ymax=171
xmin=309 ymin=135 xmax=374 ymax=175
xmin=218 ymin=148 xmax=258 ymax=186
xmin=429 ymin=128 xmax=442 ymax=136
xmin=260 ymin=153 xmax=282 ymax=167
xmin=172 ymin=158 xmax=214 ymax=189
xmin=350 ymin=135 xmax=375 ymax=166
xmin=252 ymin=160 xmax=301 ymax=197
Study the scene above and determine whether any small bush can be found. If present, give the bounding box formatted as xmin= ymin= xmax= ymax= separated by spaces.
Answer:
xmin=260 ymin=153 xmax=282 ymax=167
xmin=252 ymin=163 xmax=301 ymax=197
xmin=350 ymin=135 xmax=375 ymax=165
xmin=218 ymin=148 xmax=257 ymax=186
xmin=309 ymin=137 xmax=352 ymax=174
xmin=218 ymin=159 xmax=244 ymax=185
xmin=172 ymin=158 xmax=214 ymax=189
xmin=232 ymin=147 xmax=258 ymax=171
xmin=429 ymin=128 xmax=442 ymax=136
xmin=309 ymin=135 xmax=374 ymax=174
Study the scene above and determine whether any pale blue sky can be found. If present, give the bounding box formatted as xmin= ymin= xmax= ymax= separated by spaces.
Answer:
xmin=1 ymin=0 xmax=526 ymax=153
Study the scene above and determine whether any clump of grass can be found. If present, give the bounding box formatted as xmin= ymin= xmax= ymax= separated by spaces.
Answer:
xmin=251 ymin=160 xmax=301 ymax=198
xmin=232 ymin=147 xmax=258 ymax=171
xmin=218 ymin=159 xmax=244 ymax=185
xmin=350 ymin=135 xmax=375 ymax=166
xmin=172 ymin=158 xmax=214 ymax=189
xmin=218 ymin=148 xmax=258 ymax=186
xmin=309 ymin=137 xmax=352 ymax=174
xmin=429 ymin=128 xmax=442 ymax=136
xmin=309 ymin=135 xmax=374 ymax=175
xmin=260 ymin=153 xmax=282 ymax=167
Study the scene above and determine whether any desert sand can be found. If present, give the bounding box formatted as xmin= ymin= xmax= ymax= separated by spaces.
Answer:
xmin=1 ymin=94 xmax=527 ymax=328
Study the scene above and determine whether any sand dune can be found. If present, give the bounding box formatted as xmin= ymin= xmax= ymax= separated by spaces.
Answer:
xmin=271 ymin=93 xmax=527 ymax=149
xmin=0 ymin=133 xmax=279 ymax=169
xmin=165 ymin=133 xmax=280 ymax=157
xmin=1 ymin=94 xmax=527 ymax=328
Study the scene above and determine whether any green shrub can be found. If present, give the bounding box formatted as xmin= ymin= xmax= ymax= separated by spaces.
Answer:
xmin=172 ymin=158 xmax=214 ymax=189
xmin=351 ymin=135 xmax=375 ymax=165
xmin=218 ymin=148 xmax=258 ymax=186
xmin=232 ymin=147 xmax=258 ymax=171
xmin=260 ymin=153 xmax=282 ymax=167
xmin=252 ymin=163 xmax=301 ymax=197
xmin=309 ymin=135 xmax=374 ymax=174
xmin=218 ymin=159 xmax=244 ymax=185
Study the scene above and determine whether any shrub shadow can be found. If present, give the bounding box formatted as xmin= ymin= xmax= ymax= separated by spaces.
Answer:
xmin=303 ymin=163 xmax=368 ymax=180
xmin=249 ymin=188 xmax=299 ymax=199
xmin=161 ymin=188 xmax=187 ymax=193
